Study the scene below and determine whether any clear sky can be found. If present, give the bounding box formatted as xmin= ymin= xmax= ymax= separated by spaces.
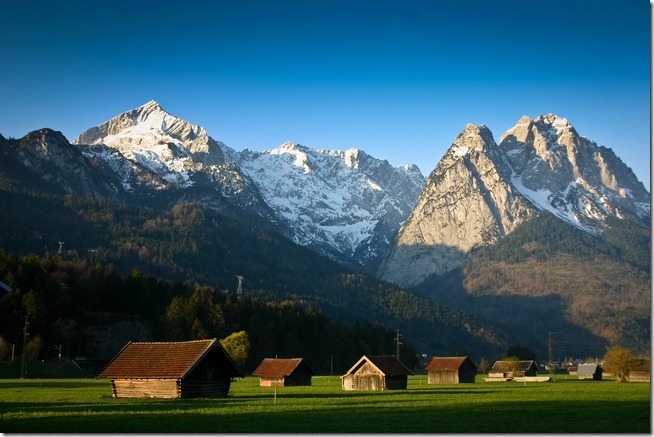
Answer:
xmin=1 ymin=0 xmax=650 ymax=184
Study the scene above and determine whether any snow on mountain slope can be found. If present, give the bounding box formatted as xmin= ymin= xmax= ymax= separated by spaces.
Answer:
xmin=500 ymin=114 xmax=650 ymax=232
xmin=73 ymin=100 xmax=226 ymax=187
xmin=235 ymin=142 xmax=424 ymax=270
xmin=69 ymin=101 xmax=424 ymax=271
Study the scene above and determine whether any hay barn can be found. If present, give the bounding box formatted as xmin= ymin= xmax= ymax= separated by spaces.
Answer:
xmin=251 ymin=358 xmax=314 ymax=387
xmin=489 ymin=360 xmax=539 ymax=379
xmin=341 ymin=355 xmax=412 ymax=391
xmin=628 ymin=359 xmax=650 ymax=382
xmin=577 ymin=363 xmax=603 ymax=380
xmin=97 ymin=339 xmax=240 ymax=398
xmin=426 ymin=356 xmax=477 ymax=384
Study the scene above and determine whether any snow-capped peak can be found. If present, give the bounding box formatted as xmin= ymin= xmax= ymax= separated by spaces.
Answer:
xmin=269 ymin=142 xmax=311 ymax=173
xmin=72 ymin=101 xmax=226 ymax=186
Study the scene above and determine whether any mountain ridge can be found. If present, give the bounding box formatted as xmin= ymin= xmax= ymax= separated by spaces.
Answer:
xmin=0 ymin=102 xmax=649 ymax=358
xmin=378 ymin=113 xmax=649 ymax=287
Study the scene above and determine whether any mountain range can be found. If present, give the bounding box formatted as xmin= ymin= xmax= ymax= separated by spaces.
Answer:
xmin=0 ymin=101 xmax=650 ymax=359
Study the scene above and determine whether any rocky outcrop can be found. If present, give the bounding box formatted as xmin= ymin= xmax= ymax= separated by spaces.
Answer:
xmin=378 ymin=115 xmax=650 ymax=288
xmin=73 ymin=100 xmax=226 ymax=172
xmin=378 ymin=124 xmax=535 ymax=287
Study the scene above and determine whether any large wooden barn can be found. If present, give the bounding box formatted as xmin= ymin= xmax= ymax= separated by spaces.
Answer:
xmin=251 ymin=358 xmax=314 ymax=387
xmin=426 ymin=356 xmax=477 ymax=384
xmin=97 ymin=339 xmax=240 ymax=398
xmin=577 ymin=363 xmax=603 ymax=380
xmin=489 ymin=360 xmax=539 ymax=379
xmin=341 ymin=355 xmax=413 ymax=391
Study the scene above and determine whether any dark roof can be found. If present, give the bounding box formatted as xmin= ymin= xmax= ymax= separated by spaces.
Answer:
xmin=344 ymin=355 xmax=413 ymax=377
xmin=97 ymin=339 xmax=239 ymax=379
xmin=426 ymin=356 xmax=477 ymax=371
xmin=251 ymin=358 xmax=313 ymax=378
xmin=491 ymin=360 xmax=539 ymax=372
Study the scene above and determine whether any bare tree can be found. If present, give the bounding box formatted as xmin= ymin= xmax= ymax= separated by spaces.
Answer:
xmin=603 ymin=346 xmax=633 ymax=382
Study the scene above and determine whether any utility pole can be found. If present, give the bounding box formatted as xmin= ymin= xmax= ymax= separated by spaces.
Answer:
xmin=547 ymin=332 xmax=556 ymax=373
xmin=21 ymin=318 xmax=29 ymax=379
xmin=54 ymin=344 xmax=62 ymax=360
xmin=394 ymin=330 xmax=403 ymax=361
xmin=236 ymin=275 xmax=244 ymax=296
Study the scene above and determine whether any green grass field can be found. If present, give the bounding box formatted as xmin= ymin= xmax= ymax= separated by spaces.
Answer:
xmin=0 ymin=375 xmax=650 ymax=433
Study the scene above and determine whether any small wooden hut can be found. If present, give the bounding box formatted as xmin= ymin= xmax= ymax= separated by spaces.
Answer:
xmin=577 ymin=363 xmax=603 ymax=380
xmin=251 ymin=358 xmax=314 ymax=387
xmin=97 ymin=339 xmax=240 ymax=398
xmin=489 ymin=360 xmax=539 ymax=379
xmin=341 ymin=355 xmax=413 ymax=391
xmin=426 ymin=356 xmax=477 ymax=384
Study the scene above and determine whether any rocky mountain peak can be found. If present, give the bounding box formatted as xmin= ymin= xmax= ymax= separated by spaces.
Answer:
xmin=72 ymin=101 xmax=225 ymax=177
xmin=378 ymin=115 xmax=650 ymax=287
xmin=454 ymin=123 xmax=495 ymax=153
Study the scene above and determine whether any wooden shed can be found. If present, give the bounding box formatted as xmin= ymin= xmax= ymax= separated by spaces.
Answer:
xmin=97 ymin=339 xmax=240 ymax=398
xmin=251 ymin=358 xmax=314 ymax=387
xmin=426 ymin=356 xmax=477 ymax=384
xmin=341 ymin=355 xmax=413 ymax=391
xmin=489 ymin=360 xmax=539 ymax=378
xmin=577 ymin=363 xmax=603 ymax=380
xmin=628 ymin=359 xmax=650 ymax=382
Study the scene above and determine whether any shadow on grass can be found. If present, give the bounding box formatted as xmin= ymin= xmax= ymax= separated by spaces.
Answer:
xmin=4 ymin=399 xmax=650 ymax=433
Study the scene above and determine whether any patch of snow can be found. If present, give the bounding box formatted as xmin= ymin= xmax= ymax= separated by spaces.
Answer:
xmin=511 ymin=174 xmax=599 ymax=235
xmin=452 ymin=145 xmax=469 ymax=157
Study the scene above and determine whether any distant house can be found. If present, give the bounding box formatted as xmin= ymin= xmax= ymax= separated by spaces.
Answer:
xmin=341 ymin=355 xmax=413 ymax=391
xmin=628 ymin=359 xmax=651 ymax=382
xmin=251 ymin=358 xmax=314 ymax=387
xmin=489 ymin=360 xmax=539 ymax=379
xmin=97 ymin=339 xmax=240 ymax=398
xmin=577 ymin=363 xmax=603 ymax=380
xmin=426 ymin=356 xmax=477 ymax=384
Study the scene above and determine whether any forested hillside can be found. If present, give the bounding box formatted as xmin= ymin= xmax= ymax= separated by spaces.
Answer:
xmin=0 ymin=250 xmax=417 ymax=374
xmin=0 ymin=187 xmax=512 ymax=369
xmin=415 ymin=212 xmax=651 ymax=358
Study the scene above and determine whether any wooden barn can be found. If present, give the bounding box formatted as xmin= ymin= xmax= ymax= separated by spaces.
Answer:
xmin=489 ymin=360 xmax=539 ymax=379
xmin=251 ymin=358 xmax=314 ymax=387
xmin=577 ymin=363 xmax=603 ymax=380
xmin=426 ymin=356 xmax=477 ymax=384
xmin=341 ymin=355 xmax=413 ymax=391
xmin=97 ymin=339 xmax=240 ymax=398
xmin=628 ymin=359 xmax=651 ymax=382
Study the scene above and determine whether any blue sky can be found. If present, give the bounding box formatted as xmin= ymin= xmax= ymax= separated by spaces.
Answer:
xmin=1 ymin=0 xmax=650 ymax=184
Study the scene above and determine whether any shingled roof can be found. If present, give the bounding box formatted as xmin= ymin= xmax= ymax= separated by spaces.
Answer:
xmin=98 ymin=339 xmax=239 ymax=379
xmin=426 ymin=356 xmax=476 ymax=371
xmin=345 ymin=355 xmax=413 ymax=376
xmin=251 ymin=358 xmax=313 ymax=378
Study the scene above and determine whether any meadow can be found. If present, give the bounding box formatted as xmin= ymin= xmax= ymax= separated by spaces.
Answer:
xmin=0 ymin=375 xmax=650 ymax=433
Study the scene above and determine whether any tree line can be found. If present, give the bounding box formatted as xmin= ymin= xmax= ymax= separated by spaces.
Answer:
xmin=0 ymin=250 xmax=418 ymax=374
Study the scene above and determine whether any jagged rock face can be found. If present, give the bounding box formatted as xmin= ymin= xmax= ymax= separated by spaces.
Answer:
xmin=378 ymin=115 xmax=650 ymax=288
xmin=236 ymin=142 xmax=424 ymax=271
xmin=378 ymin=124 xmax=536 ymax=287
xmin=73 ymin=100 xmax=226 ymax=180
xmin=500 ymin=114 xmax=650 ymax=223
xmin=71 ymin=101 xmax=280 ymax=228
xmin=0 ymin=128 xmax=123 ymax=197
